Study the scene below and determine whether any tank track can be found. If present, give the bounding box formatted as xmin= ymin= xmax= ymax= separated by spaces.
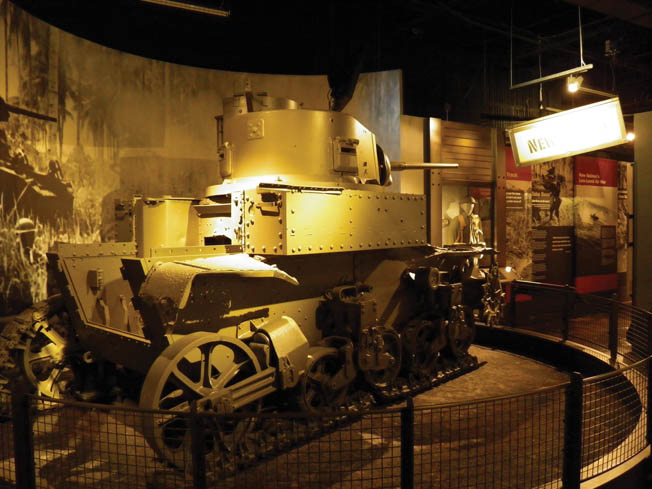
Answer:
xmin=0 ymin=299 xmax=479 ymax=477
xmin=199 ymin=353 xmax=480 ymax=480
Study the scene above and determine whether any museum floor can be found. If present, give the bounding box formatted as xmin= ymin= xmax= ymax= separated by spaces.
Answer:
xmin=413 ymin=345 xmax=569 ymax=406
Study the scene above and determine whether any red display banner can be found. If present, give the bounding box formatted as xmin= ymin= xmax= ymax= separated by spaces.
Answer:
xmin=575 ymin=274 xmax=619 ymax=294
xmin=574 ymin=156 xmax=618 ymax=187
xmin=505 ymin=147 xmax=532 ymax=181
xmin=574 ymin=156 xmax=618 ymax=293
xmin=471 ymin=186 xmax=492 ymax=199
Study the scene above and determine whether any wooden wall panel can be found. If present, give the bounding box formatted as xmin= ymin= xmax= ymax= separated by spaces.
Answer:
xmin=399 ymin=115 xmax=427 ymax=195
xmin=440 ymin=120 xmax=494 ymax=183
xmin=429 ymin=118 xmax=442 ymax=246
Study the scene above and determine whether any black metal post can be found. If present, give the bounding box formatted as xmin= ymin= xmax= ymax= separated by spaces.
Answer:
xmin=509 ymin=282 xmax=518 ymax=327
xmin=608 ymin=293 xmax=619 ymax=365
xmin=401 ymin=396 xmax=415 ymax=489
xmin=647 ymin=358 xmax=652 ymax=448
xmin=190 ymin=401 xmax=207 ymax=489
xmin=563 ymin=372 xmax=583 ymax=489
xmin=648 ymin=313 xmax=652 ymax=448
xmin=562 ymin=286 xmax=573 ymax=341
xmin=11 ymin=384 xmax=36 ymax=489
xmin=648 ymin=311 xmax=652 ymax=359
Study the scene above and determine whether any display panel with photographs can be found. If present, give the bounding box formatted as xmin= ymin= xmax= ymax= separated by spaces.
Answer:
xmin=530 ymin=157 xmax=574 ymax=285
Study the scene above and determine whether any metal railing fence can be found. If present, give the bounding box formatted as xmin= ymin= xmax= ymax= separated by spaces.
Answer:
xmin=0 ymin=281 xmax=648 ymax=489
xmin=509 ymin=280 xmax=652 ymax=486
xmin=508 ymin=280 xmax=651 ymax=363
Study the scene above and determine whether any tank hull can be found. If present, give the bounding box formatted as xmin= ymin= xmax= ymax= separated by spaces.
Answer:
xmin=0 ymin=166 xmax=73 ymax=223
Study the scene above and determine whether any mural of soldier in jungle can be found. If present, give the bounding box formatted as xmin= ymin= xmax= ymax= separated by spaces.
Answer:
xmin=541 ymin=167 xmax=566 ymax=224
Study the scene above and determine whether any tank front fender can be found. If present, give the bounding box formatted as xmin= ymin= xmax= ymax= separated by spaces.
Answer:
xmin=124 ymin=253 xmax=299 ymax=341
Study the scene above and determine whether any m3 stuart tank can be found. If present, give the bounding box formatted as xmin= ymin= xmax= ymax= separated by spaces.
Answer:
xmin=0 ymin=90 xmax=504 ymax=469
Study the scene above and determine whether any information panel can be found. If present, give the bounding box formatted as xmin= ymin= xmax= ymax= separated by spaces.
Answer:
xmin=574 ymin=156 xmax=618 ymax=293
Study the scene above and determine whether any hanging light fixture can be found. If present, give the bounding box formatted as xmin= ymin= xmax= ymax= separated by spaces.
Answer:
xmin=567 ymin=75 xmax=583 ymax=93
xmin=509 ymin=6 xmax=592 ymax=90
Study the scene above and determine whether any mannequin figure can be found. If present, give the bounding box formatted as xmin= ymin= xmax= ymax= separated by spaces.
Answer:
xmin=454 ymin=196 xmax=485 ymax=245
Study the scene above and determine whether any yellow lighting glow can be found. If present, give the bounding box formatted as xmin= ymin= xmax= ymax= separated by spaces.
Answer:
xmin=626 ymin=132 xmax=635 ymax=142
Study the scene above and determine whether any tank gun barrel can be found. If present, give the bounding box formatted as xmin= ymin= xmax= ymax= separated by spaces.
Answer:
xmin=390 ymin=161 xmax=459 ymax=171
xmin=0 ymin=96 xmax=57 ymax=122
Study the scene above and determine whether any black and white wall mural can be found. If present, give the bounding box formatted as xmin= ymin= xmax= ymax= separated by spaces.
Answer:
xmin=0 ymin=1 xmax=401 ymax=315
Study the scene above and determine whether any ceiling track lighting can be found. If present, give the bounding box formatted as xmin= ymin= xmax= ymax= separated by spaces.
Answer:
xmin=139 ymin=0 xmax=230 ymax=17
xmin=510 ymin=64 xmax=593 ymax=90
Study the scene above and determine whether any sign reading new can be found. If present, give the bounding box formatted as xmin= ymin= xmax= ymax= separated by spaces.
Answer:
xmin=508 ymin=98 xmax=627 ymax=167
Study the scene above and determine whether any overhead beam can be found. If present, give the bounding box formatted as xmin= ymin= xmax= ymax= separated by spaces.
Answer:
xmin=564 ymin=0 xmax=652 ymax=29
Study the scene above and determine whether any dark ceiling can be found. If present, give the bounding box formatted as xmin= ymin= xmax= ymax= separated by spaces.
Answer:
xmin=10 ymin=0 xmax=652 ymax=123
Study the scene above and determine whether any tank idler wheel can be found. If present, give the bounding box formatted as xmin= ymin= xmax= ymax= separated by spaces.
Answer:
xmin=298 ymin=348 xmax=349 ymax=413
xmin=362 ymin=328 xmax=402 ymax=390
xmin=9 ymin=296 xmax=72 ymax=399
xmin=140 ymin=333 xmax=262 ymax=471
xmin=444 ymin=306 xmax=475 ymax=359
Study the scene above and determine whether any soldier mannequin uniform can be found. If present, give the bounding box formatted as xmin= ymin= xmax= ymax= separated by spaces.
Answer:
xmin=454 ymin=196 xmax=485 ymax=245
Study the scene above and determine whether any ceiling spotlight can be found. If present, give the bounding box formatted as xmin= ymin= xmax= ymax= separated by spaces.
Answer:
xmin=626 ymin=132 xmax=636 ymax=142
xmin=567 ymin=75 xmax=583 ymax=93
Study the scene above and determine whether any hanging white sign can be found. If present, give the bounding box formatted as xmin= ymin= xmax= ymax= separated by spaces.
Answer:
xmin=508 ymin=97 xmax=627 ymax=166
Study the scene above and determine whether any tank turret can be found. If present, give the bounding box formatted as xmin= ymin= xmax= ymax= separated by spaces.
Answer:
xmin=130 ymin=91 xmax=457 ymax=257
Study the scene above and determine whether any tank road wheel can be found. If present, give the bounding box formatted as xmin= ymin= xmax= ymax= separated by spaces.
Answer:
xmin=444 ymin=306 xmax=475 ymax=359
xmin=299 ymin=348 xmax=349 ymax=412
xmin=481 ymin=263 xmax=506 ymax=327
xmin=403 ymin=319 xmax=446 ymax=376
xmin=140 ymin=332 xmax=262 ymax=471
xmin=362 ymin=329 xmax=402 ymax=390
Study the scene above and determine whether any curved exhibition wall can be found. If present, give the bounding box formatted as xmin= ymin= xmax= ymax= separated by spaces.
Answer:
xmin=0 ymin=1 xmax=400 ymax=313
